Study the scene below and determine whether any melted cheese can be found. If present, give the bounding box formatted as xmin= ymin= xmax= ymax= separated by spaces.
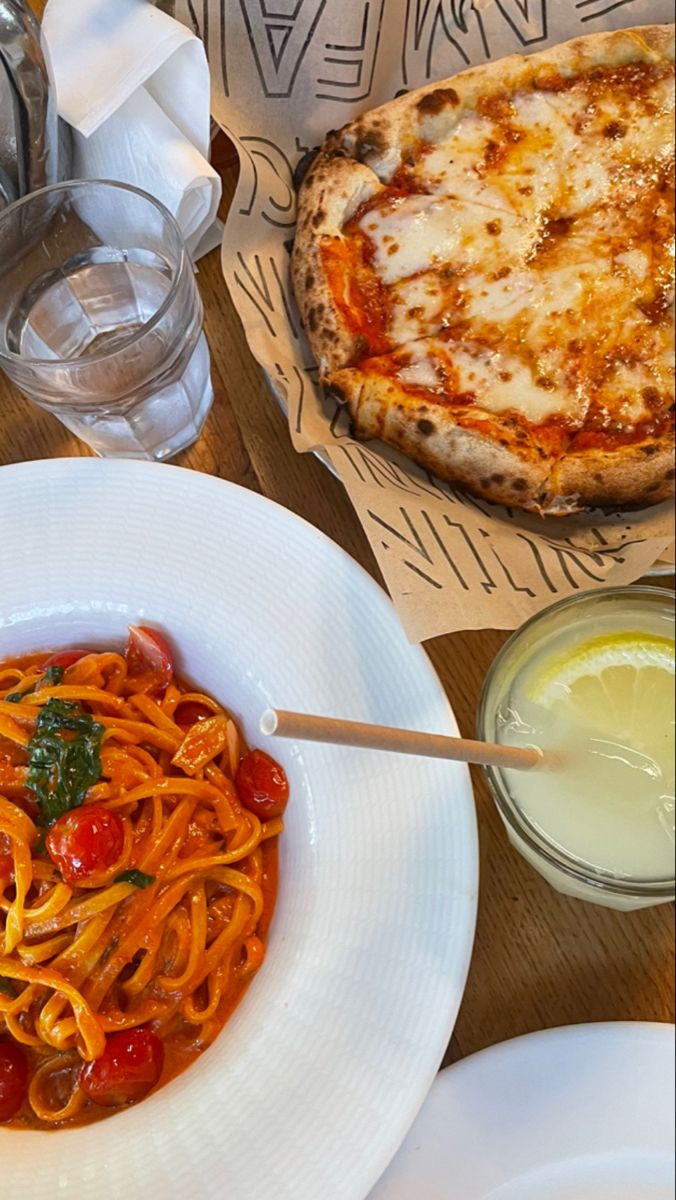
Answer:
xmin=448 ymin=345 xmax=579 ymax=423
xmin=358 ymin=193 xmax=527 ymax=285
xmin=395 ymin=339 xmax=584 ymax=425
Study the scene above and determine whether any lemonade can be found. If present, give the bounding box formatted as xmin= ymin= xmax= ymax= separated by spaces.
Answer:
xmin=479 ymin=587 xmax=675 ymax=911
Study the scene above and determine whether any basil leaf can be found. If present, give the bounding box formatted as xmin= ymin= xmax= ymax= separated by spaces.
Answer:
xmin=26 ymin=698 xmax=104 ymax=826
xmin=0 ymin=977 xmax=16 ymax=999
xmin=6 ymin=664 xmax=64 ymax=705
xmin=114 ymin=869 xmax=156 ymax=889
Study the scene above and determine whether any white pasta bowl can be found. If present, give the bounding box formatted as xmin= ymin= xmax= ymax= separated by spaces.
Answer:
xmin=0 ymin=458 xmax=478 ymax=1200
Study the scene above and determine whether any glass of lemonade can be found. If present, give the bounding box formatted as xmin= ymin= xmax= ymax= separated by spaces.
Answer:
xmin=478 ymin=586 xmax=675 ymax=911
xmin=0 ymin=181 xmax=213 ymax=460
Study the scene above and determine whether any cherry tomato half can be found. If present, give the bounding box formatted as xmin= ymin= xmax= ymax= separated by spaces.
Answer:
xmin=46 ymin=806 xmax=125 ymax=887
xmin=174 ymin=700 xmax=214 ymax=728
xmin=125 ymin=626 xmax=173 ymax=695
xmin=80 ymin=1029 xmax=164 ymax=1108
xmin=235 ymin=749 xmax=289 ymax=820
xmin=42 ymin=649 xmax=93 ymax=671
xmin=0 ymin=1039 xmax=28 ymax=1122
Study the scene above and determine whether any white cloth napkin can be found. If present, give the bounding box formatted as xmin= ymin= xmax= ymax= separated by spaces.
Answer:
xmin=42 ymin=0 xmax=222 ymax=260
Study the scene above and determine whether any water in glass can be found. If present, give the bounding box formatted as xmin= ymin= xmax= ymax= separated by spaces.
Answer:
xmin=8 ymin=249 xmax=213 ymax=460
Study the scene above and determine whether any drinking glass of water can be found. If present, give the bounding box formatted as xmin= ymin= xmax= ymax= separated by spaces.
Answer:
xmin=0 ymin=180 xmax=214 ymax=460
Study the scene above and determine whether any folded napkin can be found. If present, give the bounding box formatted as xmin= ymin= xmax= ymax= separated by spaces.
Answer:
xmin=42 ymin=0 xmax=222 ymax=259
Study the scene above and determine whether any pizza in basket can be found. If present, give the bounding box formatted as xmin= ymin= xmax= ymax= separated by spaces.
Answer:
xmin=292 ymin=25 xmax=675 ymax=514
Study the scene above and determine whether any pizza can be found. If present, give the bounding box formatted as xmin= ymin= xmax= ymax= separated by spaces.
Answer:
xmin=292 ymin=25 xmax=675 ymax=514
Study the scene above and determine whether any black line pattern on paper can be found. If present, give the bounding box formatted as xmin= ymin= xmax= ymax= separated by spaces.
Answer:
xmin=577 ymin=0 xmax=639 ymax=22
xmin=403 ymin=0 xmax=486 ymax=83
xmin=576 ymin=0 xmax=638 ymax=19
xmin=359 ymin=494 xmax=646 ymax=600
xmin=368 ymin=509 xmax=446 ymax=589
xmin=219 ymin=0 xmax=227 ymax=92
xmin=406 ymin=1 xmax=496 ymax=83
xmin=316 ymin=0 xmax=386 ymax=102
xmin=184 ymin=0 xmax=200 ymax=34
xmin=233 ymin=252 xmax=291 ymax=338
xmin=240 ymin=0 xmax=327 ymax=98
xmin=238 ymin=137 xmax=297 ymax=229
xmin=493 ymin=0 xmax=548 ymax=47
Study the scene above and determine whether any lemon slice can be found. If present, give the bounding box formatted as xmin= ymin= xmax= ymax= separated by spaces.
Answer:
xmin=529 ymin=632 xmax=675 ymax=752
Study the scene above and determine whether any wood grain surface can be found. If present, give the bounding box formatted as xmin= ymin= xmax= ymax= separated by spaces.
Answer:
xmin=5 ymin=1 xmax=675 ymax=1067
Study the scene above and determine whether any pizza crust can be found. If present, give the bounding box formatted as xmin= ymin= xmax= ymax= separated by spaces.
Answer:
xmin=552 ymin=438 xmax=676 ymax=512
xmin=330 ymin=368 xmax=552 ymax=510
xmin=292 ymin=151 xmax=380 ymax=371
xmin=332 ymin=367 xmax=676 ymax=514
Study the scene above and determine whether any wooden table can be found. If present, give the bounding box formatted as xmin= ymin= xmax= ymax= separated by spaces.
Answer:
xmin=1 ymin=155 xmax=674 ymax=1067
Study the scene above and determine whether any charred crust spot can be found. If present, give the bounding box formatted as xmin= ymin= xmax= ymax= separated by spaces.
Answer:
xmin=603 ymin=120 xmax=627 ymax=139
xmin=665 ymin=468 xmax=676 ymax=481
xmin=486 ymin=219 xmax=502 ymax=236
xmin=312 ymin=210 xmax=327 ymax=229
xmin=308 ymin=307 xmax=319 ymax=333
xmin=491 ymin=473 xmax=505 ymax=484
xmin=354 ymin=123 xmax=388 ymax=162
xmin=480 ymin=478 xmax=491 ymax=489
xmin=594 ymin=472 xmax=605 ymax=484
xmin=512 ymin=478 xmax=528 ymax=492
xmin=642 ymin=443 xmax=658 ymax=455
xmin=499 ymin=438 xmax=510 ymax=448
xmin=417 ymin=418 xmax=436 ymax=436
xmin=417 ymin=87 xmax=460 ymax=115
xmin=322 ymin=327 xmax=339 ymax=343
xmin=305 ymin=270 xmax=314 ymax=292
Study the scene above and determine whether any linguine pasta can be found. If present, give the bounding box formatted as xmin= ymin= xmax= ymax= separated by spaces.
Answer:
xmin=0 ymin=629 xmax=286 ymax=1128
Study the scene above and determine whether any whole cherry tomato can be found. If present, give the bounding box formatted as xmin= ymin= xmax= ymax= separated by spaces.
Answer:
xmin=80 ymin=1029 xmax=164 ymax=1107
xmin=42 ymin=649 xmax=93 ymax=670
xmin=0 ymin=1040 xmax=28 ymax=1122
xmin=46 ymin=806 xmax=125 ymax=887
xmin=125 ymin=626 xmax=173 ymax=694
xmin=236 ymin=750 xmax=289 ymax=820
